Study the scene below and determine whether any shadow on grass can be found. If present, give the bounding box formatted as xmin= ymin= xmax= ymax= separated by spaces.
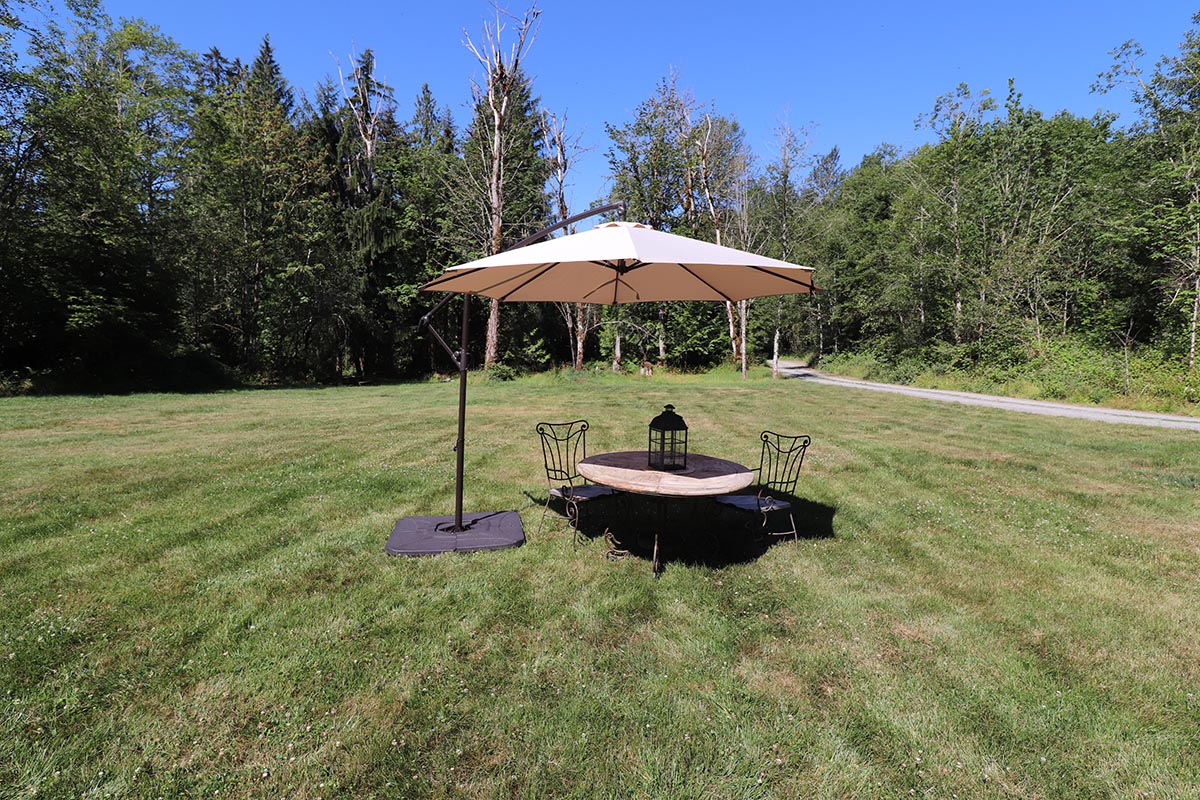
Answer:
xmin=527 ymin=491 xmax=837 ymax=574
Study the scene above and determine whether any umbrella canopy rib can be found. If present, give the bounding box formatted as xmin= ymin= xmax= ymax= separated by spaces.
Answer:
xmin=609 ymin=259 xmax=649 ymax=275
xmin=584 ymin=273 xmax=638 ymax=305
xmin=747 ymin=264 xmax=817 ymax=292
xmin=496 ymin=262 xmax=562 ymax=301
xmin=676 ymin=263 xmax=737 ymax=303
xmin=422 ymin=267 xmax=478 ymax=293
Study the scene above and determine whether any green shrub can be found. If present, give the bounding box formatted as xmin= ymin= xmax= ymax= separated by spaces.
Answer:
xmin=484 ymin=363 xmax=519 ymax=382
xmin=817 ymin=351 xmax=887 ymax=380
xmin=0 ymin=370 xmax=40 ymax=397
xmin=816 ymin=336 xmax=1199 ymax=414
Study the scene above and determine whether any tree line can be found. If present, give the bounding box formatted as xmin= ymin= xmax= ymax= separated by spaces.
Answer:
xmin=2 ymin=1 xmax=1198 ymax=403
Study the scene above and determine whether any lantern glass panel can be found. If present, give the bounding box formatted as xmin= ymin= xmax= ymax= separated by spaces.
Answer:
xmin=648 ymin=404 xmax=688 ymax=471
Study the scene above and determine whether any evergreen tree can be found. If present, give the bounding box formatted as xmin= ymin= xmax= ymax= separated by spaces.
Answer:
xmin=248 ymin=34 xmax=294 ymax=118
xmin=331 ymin=48 xmax=405 ymax=379
xmin=174 ymin=35 xmax=336 ymax=380
xmin=391 ymin=84 xmax=459 ymax=374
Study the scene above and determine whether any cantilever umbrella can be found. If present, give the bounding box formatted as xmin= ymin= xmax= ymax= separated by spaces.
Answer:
xmin=386 ymin=215 xmax=817 ymax=557
xmin=421 ymin=220 xmax=817 ymax=303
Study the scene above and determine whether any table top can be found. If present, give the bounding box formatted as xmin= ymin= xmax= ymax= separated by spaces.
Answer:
xmin=578 ymin=451 xmax=755 ymax=497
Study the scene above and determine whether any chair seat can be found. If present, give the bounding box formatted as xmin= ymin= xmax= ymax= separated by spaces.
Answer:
xmin=714 ymin=493 xmax=791 ymax=513
xmin=551 ymin=484 xmax=615 ymax=502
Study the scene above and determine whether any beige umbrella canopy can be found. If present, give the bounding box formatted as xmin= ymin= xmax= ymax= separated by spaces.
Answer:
xmin=421 ymin=221 xmax=817 ymax=303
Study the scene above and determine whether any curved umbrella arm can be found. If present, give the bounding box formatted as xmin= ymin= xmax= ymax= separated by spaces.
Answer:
xmin=417 ymin=201 xmax=627 ymax=533
xmin=508 ymin=202 xmax=625 ymax=251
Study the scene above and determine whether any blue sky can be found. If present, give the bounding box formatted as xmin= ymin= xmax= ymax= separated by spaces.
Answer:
xmin=101 ymin=0 xmax=1196 ymax=211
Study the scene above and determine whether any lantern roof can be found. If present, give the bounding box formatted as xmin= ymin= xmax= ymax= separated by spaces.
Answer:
xmin=650 ymin=404 xmax=687 ymax=431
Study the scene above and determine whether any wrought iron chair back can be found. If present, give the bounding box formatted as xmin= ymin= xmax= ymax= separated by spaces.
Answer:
xmin=715 ymin=430 xmax=811 ymax=540
xmin=757 ymin=431 xmax=811 ymax=497
xmin=537 ymin=420 xmax=590 ymax=487
xmin=535 ymin=420 xmax=614 ymax=540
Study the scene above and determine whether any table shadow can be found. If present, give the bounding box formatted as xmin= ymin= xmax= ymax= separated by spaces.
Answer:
xmin=539 ymin=491 xmax=837 ymax=572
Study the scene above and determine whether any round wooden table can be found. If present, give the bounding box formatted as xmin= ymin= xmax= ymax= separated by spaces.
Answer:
xmin=578 ymin=451 xmax=754 ymax=496
xmin=578 ymin=451 xmax=754 ymax=575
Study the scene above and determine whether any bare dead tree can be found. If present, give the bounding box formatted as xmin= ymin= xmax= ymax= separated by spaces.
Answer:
xmin=696 ymin=112 xmax=753 ymax=377
xmin=463 ymin=1 xmax=541 ymax=366
xmin=764 ymin=120 xmax=815 ymax=375
xmin=544 ymin=109 xmax=600 ymax=370
xmin=334 ymin=48 xmax=394 ymax=196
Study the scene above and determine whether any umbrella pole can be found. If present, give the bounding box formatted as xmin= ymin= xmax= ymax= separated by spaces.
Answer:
xmin=387 ymin=202 xmax=627 ymax=554
xmin=448 ymin=203 xmax=624 ymax=530
xmin=454 ymin=294 xmax=469 ymax=530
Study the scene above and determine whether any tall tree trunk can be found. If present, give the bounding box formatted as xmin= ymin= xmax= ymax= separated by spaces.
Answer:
xmin=1190 ymin=270 xmax=1199 ymax=373
xmin=484 ymin=127 xmax=504 ymax=366
xmin=545 ymin=111 xmax=587 ymax=371
xmin=657 ymin=304 xmax=665 ymax=360
xmin=485 ymin=297 xmax=501 ymax=367
xmin=464 ymin=3 xmax=541 ymax=367
xmin=739 ymin=299 xmax=747 ymax=379
xmin=953 ymin=292 xmax=963 ymax=346
xmin=772 ymin=327 xmax=781 ymax=379
xmin=772 ymin=297 xmax=783 ymax=379
xmin=574 ymin=302 xmax=586 ymax=370
xmin=726 ymin=301 xmax=738 ymax=360
xmin=723 ymin=298 xmax=748 ymax=377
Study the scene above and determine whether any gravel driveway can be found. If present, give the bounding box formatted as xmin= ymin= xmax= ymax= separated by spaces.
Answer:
xmin=774 ymin=362 xmax=1200 ymax=432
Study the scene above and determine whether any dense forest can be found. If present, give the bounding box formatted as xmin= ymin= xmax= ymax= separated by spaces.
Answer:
xmin=2 ymin=1 xmax=1199 ymax=408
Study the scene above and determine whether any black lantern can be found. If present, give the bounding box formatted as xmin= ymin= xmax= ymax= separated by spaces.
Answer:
xmin=648 ymin=404 xmax=688 ymax=471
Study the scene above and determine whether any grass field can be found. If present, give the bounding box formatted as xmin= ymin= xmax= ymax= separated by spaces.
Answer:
xmin=2 ymin=369 xmax=1199 ymax=798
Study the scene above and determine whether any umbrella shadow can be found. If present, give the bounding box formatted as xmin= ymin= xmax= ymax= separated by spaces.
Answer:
xmin=550 ymin=492 xmax=837 ymax=573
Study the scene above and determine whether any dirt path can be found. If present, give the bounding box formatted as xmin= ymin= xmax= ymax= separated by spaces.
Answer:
xmin=773 ymin=362 xmax=1200 ymax=432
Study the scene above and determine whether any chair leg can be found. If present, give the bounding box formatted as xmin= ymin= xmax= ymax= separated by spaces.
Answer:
xmin=536 ymin=493 xmax=553 ymax=539
xmin=758 ymin=509 xmax=799 ymax=542
xmin=566 ymin=495 xmax=585 ymax=548
xmin=567 ymin=495 xmax=580 ymax=528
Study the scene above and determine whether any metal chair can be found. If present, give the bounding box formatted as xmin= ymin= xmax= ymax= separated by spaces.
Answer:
xmin=715 ymin=431 xmax=811 ymax=540
xmin=535 ymin=420 xmax=615 ymax=539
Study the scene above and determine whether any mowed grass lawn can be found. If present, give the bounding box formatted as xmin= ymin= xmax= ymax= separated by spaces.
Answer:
xmin=2 ymin=370 xmax=1198 ymax=799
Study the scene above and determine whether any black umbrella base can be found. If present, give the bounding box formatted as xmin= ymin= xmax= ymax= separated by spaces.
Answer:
xmin=386 ymin=511 xmax=525 ymax=557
